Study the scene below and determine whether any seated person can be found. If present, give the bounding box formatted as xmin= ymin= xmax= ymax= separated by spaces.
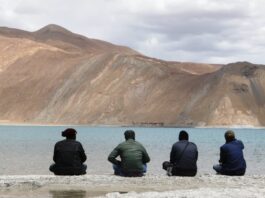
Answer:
xmin=213 ymin=130 xmax=246 ymax=176
xmin=108 ymin=130 xmax=150 ymax=177
xmin=49 ymin=128 xmax=87 ymax=175
xmin=163 ymin=130 xmax=198 ymax=176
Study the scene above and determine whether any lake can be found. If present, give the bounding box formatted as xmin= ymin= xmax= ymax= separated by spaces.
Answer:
xmin=0 ymin=125 xmax=264 ymax=175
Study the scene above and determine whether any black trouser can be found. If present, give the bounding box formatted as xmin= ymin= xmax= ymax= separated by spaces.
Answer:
xmin=162 ymin=161 xmax=197 ymax=177
xmin=49 ymin=163 xmax=87 ymax=175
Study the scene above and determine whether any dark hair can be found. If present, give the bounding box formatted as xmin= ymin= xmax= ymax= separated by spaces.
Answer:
xmin=179 ymin=130 xmax=189 ymax=141
xmin=225 ymin=130 xmax=235 ymax=142
xmin=124 ymin=130 xmax=135 ymax=140
xmin=62 ymin=128 xmax=77 ymax=139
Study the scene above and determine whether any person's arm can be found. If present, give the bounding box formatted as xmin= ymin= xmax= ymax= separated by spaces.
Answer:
xmin=108 ymin=146 xmax=121 ymax=165
xmin=239 ymin=140 xmax=244 ymax=150
xmin=53 ymin=144 xmax=57 ymax=163
xmin=170 ymin=145 xmax=176 ymax=163
xmin=142 ymin=146 xmax=150 ymax=163
xmin=219 ymin=147 xmax=226 ymax=164
xmin=79 ymin=144 xmax=87 ymax=163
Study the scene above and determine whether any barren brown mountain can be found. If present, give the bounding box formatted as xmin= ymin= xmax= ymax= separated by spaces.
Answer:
xmin=0 ymin=24 xmax=264 ymax=126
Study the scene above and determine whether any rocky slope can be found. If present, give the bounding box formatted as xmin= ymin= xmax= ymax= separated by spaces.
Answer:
xmin=0 ymin=24 xmax=264 ymax=126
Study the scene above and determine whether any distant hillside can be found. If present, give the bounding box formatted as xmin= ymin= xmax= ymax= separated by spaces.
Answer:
xmin=0 ymin=24 xmax=264 ymax=126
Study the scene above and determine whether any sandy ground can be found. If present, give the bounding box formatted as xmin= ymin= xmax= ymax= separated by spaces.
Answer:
xmin=0 ymin=174 xmax=265 ymax=197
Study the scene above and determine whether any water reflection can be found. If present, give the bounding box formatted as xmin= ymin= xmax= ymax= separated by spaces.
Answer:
xmin=50 ymin=190 xmax=86 ymax=198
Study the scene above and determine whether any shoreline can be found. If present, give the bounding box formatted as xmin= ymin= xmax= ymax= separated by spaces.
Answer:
xmin=0 ymin=122 xmax=264 ymax=129
xmin=1 ymin=174 xmax=265 ymax=197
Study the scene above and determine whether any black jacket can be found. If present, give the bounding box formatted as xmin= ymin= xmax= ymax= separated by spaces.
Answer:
xmin=170 ymin=140 xmax=198 ymax=171
xmin=53 ymin=139 xmax=87 ymax=174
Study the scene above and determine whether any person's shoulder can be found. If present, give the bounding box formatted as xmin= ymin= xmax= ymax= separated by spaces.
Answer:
xmin=221 ymin=142 xmax=228 ymax=148
xmin=134 ymin=140 xmax=143 ymax=145
xmin=173 ymin=141 xmax=181 ymax=145
xmin=73 ymin=139 xmax=82 ymax=144
xmin=75 ymin=140 xmax=84 ymax=146
xmin=55 ymin=139 xmax=66 ymax=145
xmin=116 ymin=141 xmax=126 ymax=147
xmin=134 ymin=140 xmax=146 ymax=148
xmin=189 ymin=141 xmax=198 ymax=148
xmin=172 ymin=141 xmax=181 ymax=147
xmin=235 ymin=139 xmax=244 ymax=146
xmin=235 ymin=139 xmax=244 ymax=143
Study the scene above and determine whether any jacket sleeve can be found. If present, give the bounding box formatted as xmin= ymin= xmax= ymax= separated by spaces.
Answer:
xmin=219 ymin=146 xmax=226 ymax=163
xmin=108 ymin=146 xmax=121 ymax=165
xmin=79 ymin=143 xmax=87 ymax=163
xmin=142 ymin=146 xmax=150 ymax=163
xmin=53 ymin=143 xmax=57 ymax=163
xmin=239 ymin=140 xmax=244 ymax=149
xmin=170 ymin=145 xmax=176 ymax=163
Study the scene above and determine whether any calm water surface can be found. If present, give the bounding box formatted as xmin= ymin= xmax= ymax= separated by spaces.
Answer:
xmin=0 ymin=126 xmax=264 ymax=175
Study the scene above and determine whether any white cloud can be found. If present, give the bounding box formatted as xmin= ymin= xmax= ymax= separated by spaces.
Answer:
xmin=0 ymin=0 xmax=265 ymax=64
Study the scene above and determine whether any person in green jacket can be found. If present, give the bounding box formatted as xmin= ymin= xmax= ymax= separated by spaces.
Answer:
xmin=108 ymin=130 xmax=150 ymax=177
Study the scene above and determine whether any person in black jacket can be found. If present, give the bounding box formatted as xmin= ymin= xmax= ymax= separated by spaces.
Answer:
xmin=49 ymin=128 xmax=87 ymax=175
xmin=163 ymin=130 xmax=198 ymax=176
xmin=213 ymin=130 xmax=246 ymax=176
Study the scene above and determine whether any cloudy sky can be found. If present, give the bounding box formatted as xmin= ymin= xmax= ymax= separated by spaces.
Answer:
xmin=1 ymin=0 xmax=265 ymax=64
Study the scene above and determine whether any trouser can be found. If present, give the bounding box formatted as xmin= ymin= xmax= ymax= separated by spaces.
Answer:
xmin=213 ymin=164 xmax=245 ymax=176
xmin=162 ymin=161 xmax=197 ymax=177
xmin=49 ymin=163 xmax=87 ymax=175
xmin=113 ymin=164 xmax=147 ymax=177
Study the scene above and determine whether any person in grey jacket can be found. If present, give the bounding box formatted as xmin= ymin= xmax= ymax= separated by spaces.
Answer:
xmin=108 ymin=130 xmax=150 ymax=177
xmin=163 ymin=130 xmax=198 ymax=176
xmin=49 ymin=128 xmax=87 ymax=175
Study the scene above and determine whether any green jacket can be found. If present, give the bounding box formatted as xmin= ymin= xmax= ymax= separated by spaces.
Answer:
xmin=108 ymin=139 xmax=150 ymax=173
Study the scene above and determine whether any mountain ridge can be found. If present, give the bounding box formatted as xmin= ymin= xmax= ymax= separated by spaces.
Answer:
xmin=0 ymin=25 xmax=264 ymax=126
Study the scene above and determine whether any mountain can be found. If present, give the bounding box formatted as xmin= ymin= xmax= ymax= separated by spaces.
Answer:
xmin=0 ymin=24 xmax=264 ymax=126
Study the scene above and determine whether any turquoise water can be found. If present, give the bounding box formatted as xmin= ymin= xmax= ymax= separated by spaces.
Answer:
xmin=0 ymin=126 xmax=264 ymax=175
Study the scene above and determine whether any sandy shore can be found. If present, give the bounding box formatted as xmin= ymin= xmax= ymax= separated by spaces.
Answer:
xmin=1 ymin=174 xmax=265 ymax=197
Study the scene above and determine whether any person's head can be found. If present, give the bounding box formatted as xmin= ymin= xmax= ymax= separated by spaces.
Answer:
xmin=124 ymin=130 xmax=135 ymax=141
xmin=224 ymin=130 xmax=235 ymax=142
xmin=62 ymin=128 xmax=77 ymax=140
xmin=179 ymin=130 xmax=189 ymax=141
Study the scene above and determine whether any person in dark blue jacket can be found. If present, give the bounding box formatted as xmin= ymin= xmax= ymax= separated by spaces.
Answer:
xmin=163 ymin=130 xmax=198 ymax=176
xmin=213 ymin=130 xmax=246 ymax=176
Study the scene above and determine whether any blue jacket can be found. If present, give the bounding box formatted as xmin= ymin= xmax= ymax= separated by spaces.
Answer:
xmin=220 ymin=139 xmax=246 ymax=174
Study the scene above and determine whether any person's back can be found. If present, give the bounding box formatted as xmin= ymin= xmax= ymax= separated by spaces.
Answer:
xmin=163 ymin=130 xmax=198 ymax=176
xmin=213 ymin=130 xmax=246 ymax=176
xmin=219 ymin=139 xmax=246 ymax=175
xmin=54 ymin=139 xmax=86 ymax=168
xmin=170 ymin=140 xmax=198 ymax=171
xmin=50 ymin=128 xmax=87 ymax=175
xmin=108 ymin=130 xmax=150 ymax=177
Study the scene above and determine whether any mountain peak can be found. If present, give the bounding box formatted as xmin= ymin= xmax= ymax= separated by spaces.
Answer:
xmin=35 ymin=24 xmax=71 ymax=34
